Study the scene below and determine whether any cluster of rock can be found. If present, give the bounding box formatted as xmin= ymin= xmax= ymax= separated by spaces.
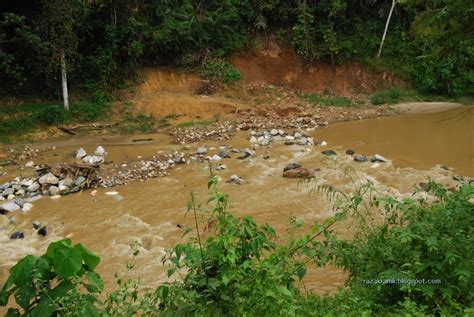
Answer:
xmin=75 ymin=146 xmax=107 ymax=165
xmin=321 ymin=149 xmax=389 ymax=163
xmin=171 ymin=121 xmax=235 ymax=144
xmin=99 ymin=150 xmax=189 ymax=187
xmin=170 ymin=110 xmax=326 ymax=144
xmin=249 ymin=129 xmax=315 ymax=147
xmin=1 ymin=216 xmax=48 ymax=240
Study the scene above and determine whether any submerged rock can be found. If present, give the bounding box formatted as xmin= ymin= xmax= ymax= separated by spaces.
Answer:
xmin=216 ymin=164 xmax=227 ymax=171
xmin=226 ymin=175 xmax=244 ymax=185
xmin=38 ymin=226 xmax=48 ymax=237
xmin=354 ymin=155 xmax=368 ymax=162
xmin=32 ymin=221 xmax=41 ymax=229
xmin=322 ymin=150 xmax=337 ymax=156
xmin=283 ymin=167 xmax=312 ymax=179
xmin=346 ymin=149 xmax=355 ymax=155
xmin=209 ymin=154 xmax=222 ymax=162
xmin=10 ymin=230 xmax=24 ymax=239
xmin=371 ymin=154 xmax=388 ymax=163
xmin=196 ymin=147 xmax=207 ymax=155
xmin=283 ymin=163 xmax=302 ymax=172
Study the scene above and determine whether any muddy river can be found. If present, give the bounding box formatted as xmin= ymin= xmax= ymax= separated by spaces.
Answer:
xmin=0 ymin=106 xmax=472 ymax=299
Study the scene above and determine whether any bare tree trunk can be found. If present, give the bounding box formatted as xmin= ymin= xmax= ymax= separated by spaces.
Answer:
xmin=377 ymin=0 xmax=396 ymax=58
xmin=60 ymin=50 xmax=70 ymax=111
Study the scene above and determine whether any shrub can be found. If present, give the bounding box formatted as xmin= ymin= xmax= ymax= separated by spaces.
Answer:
xmin=0 ymin=239 xmax=103 ymax=316
xmin=332 ymin=182 xmax=474 ymax=315
xmin=369 ymin=88 xmax=422 ymax=105
xmin=201 ymin=58 xmax=242 ymax=84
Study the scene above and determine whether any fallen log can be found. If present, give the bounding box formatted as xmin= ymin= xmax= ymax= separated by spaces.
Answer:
xmin=57 ymin=126 xmax=77 ymax=135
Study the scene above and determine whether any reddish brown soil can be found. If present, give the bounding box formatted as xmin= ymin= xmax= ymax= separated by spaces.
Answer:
xmin=232 ymin=40 xmax=403 ymax=96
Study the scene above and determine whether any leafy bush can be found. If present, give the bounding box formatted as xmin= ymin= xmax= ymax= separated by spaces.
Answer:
xmin=332 ymin=182 xmax=474 ymax=315
xmin=0 ymin=239 xmax=103 ymax=316
xmin=201 ymin=58 xmax=242 ymax=84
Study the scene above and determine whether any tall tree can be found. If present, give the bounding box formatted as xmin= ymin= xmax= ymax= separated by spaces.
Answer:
xmin=377 ymin=0 xmax=396 ymax=57
xmin=39 ymin=0 xmax=78 ymax=110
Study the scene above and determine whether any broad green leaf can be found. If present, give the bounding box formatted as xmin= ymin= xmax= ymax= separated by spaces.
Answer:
xmin=77 ymin=301 xmax=100 ymax=317
xmin=30 ymin=297 xmax=55 ymax=317
xmin=48 ymin=281 xmax=75 ymax=300
xmin=75 ymin=244 xmax=100 ymax=270
xmin=296 ymin=265 xmax=307 ymax=280
xmin=0 ymin=275 xmax=15 ymax=305
xmin=5 ymin=308 xmax=20 ymax=317
xmin=14 ymin=285 xmax=35 ymax=310
xmin=46 ymin=239 xmax=72 ymax=260
xmin=86 ymin=271 xmax=104 ymax=291
xmin=11 ymin=255 xmax=38 ymax=287
xmin=53 ymin=247 xmax=83 ymax=279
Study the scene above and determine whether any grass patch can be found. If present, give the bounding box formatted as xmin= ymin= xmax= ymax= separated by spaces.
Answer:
xmin=120 ymin=113 xmax=155 ymax=134
xmin=176 ymin=114 xmax=219 ymax=128
xmin=0 ymin=100 xmax=110 ymax=142
xmin=299 ymin=93 xmax=355 ymax=107
xmin=369 ymin=88 xmax=424 ymax=105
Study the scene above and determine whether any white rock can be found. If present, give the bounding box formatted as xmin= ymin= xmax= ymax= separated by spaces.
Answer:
xmin=1 ymin=202 xmax=20 ymax=212
xmin=27 ymin=182 xmax=40 ymax=192
xmin=38 ymin=173 xmax=59 ymax=185
xmin=373 ymin=154 xmax=388 ymax=163
xmin=25 ymin=161 xmax=34 ymax=168
xmin=50 ymin=195 xmax=61 ymax=199
xmin=216 ymin=164 xmax=227 ymax=170
xmin=82 ymin=155 xmax=104 ymax=165
xmin=209 ymin=155 xmax=222 ymax=162
xmin=294 ymin=132 xmax=302 ymax=138
xmin=49 ymin=186 xmax=60 ymax=196
xmin=321 ymin=141 xmax=327 ymax=146
xmin=58 ymin=185 xmax=69 ymax=193
xmin=59 ymin=178 xmax=74 ymax=187
xmin=196 ymin=147 xmax=207 ymax=155
xmin=26 ymin=195 xmax=43 ymax=202
xmin=284 ymin=136 xmax=295 ymax=141
xmin=94 ymin=146 xmax=106 ymax=156
xmin=270 ymin=129 xmax=278 ymax=136
xmin=90 ymin=190 xmax=97 ymax=196
xmin=22 ymin=203 xmax=33 ymax=213
xmin=105 ymin=191 xmax=118 ymax=196
xmin=250 ymin=136 xmax=257 ymax=143
xmin=76 ymin=148 xmax=87 ymax=159
xmin=20 ymin=179 xmax=34 ymax=187
xmin=7 ymin=194 xmax=15 ymax=200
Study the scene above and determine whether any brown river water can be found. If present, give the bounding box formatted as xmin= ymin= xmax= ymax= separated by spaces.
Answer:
xmin=0 ymin=106 xmax=472 ymax=303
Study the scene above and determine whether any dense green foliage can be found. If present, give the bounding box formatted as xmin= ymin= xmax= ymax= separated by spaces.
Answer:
xmin=0 ymin=239 xmax=103 ymax=316
xmin=0 ymin=0 xmax=472 ymax=100
xmin=1 ymin=179 xmax=472 ymax=315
